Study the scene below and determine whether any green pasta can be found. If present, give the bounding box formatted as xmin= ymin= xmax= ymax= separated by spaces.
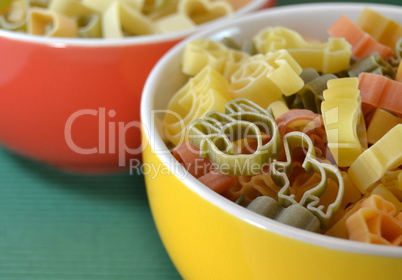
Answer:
xmin=285 ymin=68 xmax=337 ymax=114
xmin=244 ymin=196 xmax=321 ymax=232
xmin=348 ymin=52 xmax=395 ymax=79
xmin=188 ymin=98 xmax=281 ymax=176
xmin=221 ymin=36 xmax=241 ymax=50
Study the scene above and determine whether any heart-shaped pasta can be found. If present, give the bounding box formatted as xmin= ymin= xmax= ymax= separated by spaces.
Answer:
xmin=254 ymin=26 xmax=352 ymax=74
xmin=178 ymin=0 xmax=233 ymax=25
xmin=230 ymin=50 xmax=304 ymax=108
xmin=28 ymin=8 xmax=77 ymax=37
xmin=49 ymin=0 xmax=96 ymax=17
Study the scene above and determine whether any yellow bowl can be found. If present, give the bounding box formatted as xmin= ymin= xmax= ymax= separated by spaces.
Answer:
xmin=141 ymin=3 xmax=402 ymax=279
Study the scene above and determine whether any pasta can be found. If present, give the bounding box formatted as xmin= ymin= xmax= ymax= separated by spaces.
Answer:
xmin=366 ymin=109 xmax=402 ymax=145
xmin=178 ymin=0 xmax=233 ymax=25
xmin=275 ymin=109 xmax=327 ymax=159
xmin=321 ymin=78 xmax=367 ymax=167
xmin=348 ymin=52 xmax=395 ymax=79
xmin=358 ymin=72 xmax=402 ymax=116
xmin=182 ymin=38 xmax=230 ymax=76
xmin=243 ymin=196 xmax=321 ymax=232
xmin=173 ymin=140 xmax=239 ymax=193
xmin=0 ymin=0 xmax=246 ymax=38
xmin=28 ymin=7 xmax=77 ymax=37
xmin=102 ymin=1 xmax=155 ymax=38
xmin=163 ymin=66 xmax=231 ymax=146
xmin=49 ymin=0 xmax=96 ymax=17
xmin=76 ymin=14 xmax=102 ymax=38
xmin=328 ymin=14 xmax=394 ymax=60
xmin=165 ymin=8 xmax=402 ymax=246
xmin=0 ymin=0 xmax=29 ymax=31
xmin=346 ymin=194 xmax=402 ymax=246
xmin=357 ymin=8 xmax=402 ymax=49
xmin=348 ymin=124 xmax=402 ymax=194
xmin=381 ymin=171 xmax=402 ymax=205
xmin=270 ymin=132 xmax=344 ymax=227
xmin=287 ymin=68 xmax=337 ymax=114
xmin=188 ymin=98 xmax=281 ymax=176
xmin=154 ymin=12 xmax=195 ymax=33
xmin=253 ymin=26 xmax=352 ymax=74
xmin=229 ymin=50 xmax=304 ymax=108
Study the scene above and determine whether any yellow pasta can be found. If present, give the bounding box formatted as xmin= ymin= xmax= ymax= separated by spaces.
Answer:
xmin=397 ymin=61 xmax=402 ymax=82
xmin=29 ymin=0 xmax=50 ymax=8
xmin=268 ymin=100 xmax=289 ymax=120
xmin=48 ymin=0 xmax=102 ymax=38
xmin=49 ymin=0 xmax=96 ymax=17
xmin=83 ymin=0 xmax=143 ymax=13
xmin=357 ymin=8 xmax=402 ymax=49
xmin=0 ymin=0 xmax=13 ymax=13
xmin=28 ymin=7 xmax=77 ymax=37
xmin=222 ymin=49 xmax=250 ymax=80
xmin=372 ymin=183 xmax=402 ymax=212
xmin=367 ymin=108 xmax=402 ymax=145
xmin=163 ymin=66 xmax=231 ymax=146
xmin=348 ymin=124 xmax=402 ymax=194
xmin=142 ymin=0 xmax=167 ymax=14
xmin=1 ymin=0 xmax=245 ymax=37
xmin=178 ymin=0 xmax=233 ymax=25
xmin=182 ymin=38 xmax=230 ymax=76
xmin=182 ymin=38 xmax=251 ymax=80
xmin=77 ymin=14 xmax=102 ymax=38
xmin=253 ymin=26 xmax=352 ymax=74
xmin=321 ymin=78 xmax=367 ymax=167
xmin=102 ymin=0 xmax=155 ymax=38
xmin=380 ymin=170 xmax=402 ymax=204
xmin=229 ymin=50 xmax=304 ymax=108
xmin=155 ymin=12 xmax=195 ymax=33
xmin=0 ymin=0 xmax=29 ymax=31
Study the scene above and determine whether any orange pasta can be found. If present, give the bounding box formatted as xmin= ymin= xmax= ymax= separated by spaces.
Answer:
xmin=327 ymin=15 xmax=394 ymax=60
xmin=275 ymin=109 xmax=327 ymax=159
xmin=346 ymin=194 xmax=402 ymax=246
xmin=198 ymin=168 xmax=239 ymax=194
xmin=173 ymin=141 xmax=212 ymax=178
xmin=358 ymin=72 xmax=402 ymax=116
xmin=174 ymin=141 xmax=239 ymax=193
xmin=222 ymin=173 xmax=279 ymax=201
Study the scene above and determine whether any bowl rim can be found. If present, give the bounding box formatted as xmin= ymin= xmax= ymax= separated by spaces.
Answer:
xmin=0 ymin=0 xmax=270 ymax=47
xmin=141 ymin=2 xmax=402 ymax=257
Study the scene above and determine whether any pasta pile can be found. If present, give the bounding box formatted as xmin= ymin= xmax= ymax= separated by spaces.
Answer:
xmin=0 ymin=0 xmax=247 ymax=38
xmin=164 ymin=8 xmax=402 ymax=246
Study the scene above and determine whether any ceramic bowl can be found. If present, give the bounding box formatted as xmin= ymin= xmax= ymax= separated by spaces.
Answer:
xmin=0 ymin=0 xmax=273 ymax=173
xmin=141 ymin=3 xmax=402 ymax=279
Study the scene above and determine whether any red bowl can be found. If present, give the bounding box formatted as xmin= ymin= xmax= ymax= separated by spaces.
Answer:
xmin=0 ymin=0 xmax=274 ymax=174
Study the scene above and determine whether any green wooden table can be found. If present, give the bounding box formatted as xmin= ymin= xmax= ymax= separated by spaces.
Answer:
xmin=1 ymin=1 xmax=401 ymax=279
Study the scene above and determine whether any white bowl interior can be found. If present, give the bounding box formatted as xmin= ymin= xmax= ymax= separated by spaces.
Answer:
xmin=141 ymin=3 xmax=402 ymax=257
xmin=0 ymin=0 xmax=271 ymax=47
